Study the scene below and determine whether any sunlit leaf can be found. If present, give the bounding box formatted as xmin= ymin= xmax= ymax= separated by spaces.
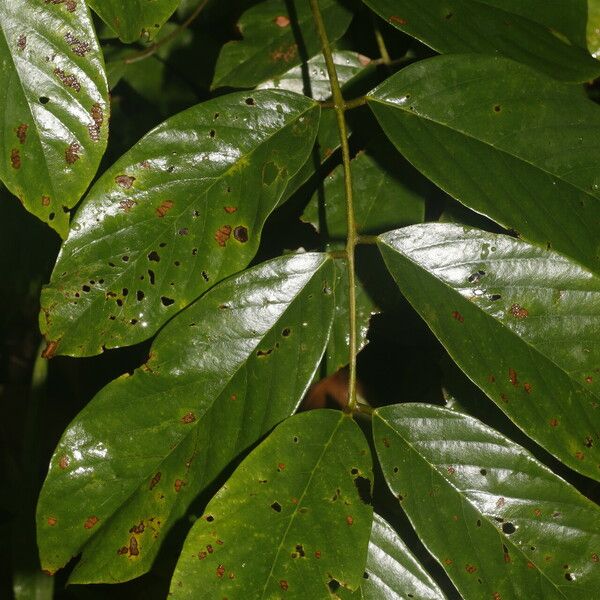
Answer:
xmin=378 ymin=223 xmax=600 ymax=480
xmin=170 ymin=409 xmax=373 ymax=598
xmin=37 ymin=252 xmax=336 ymax=583
xmin=40 ymin=90 xmax=320 ymax=356
xmin=374 ymin=403 xmax=600 ymax=599
xmin=368 ymin=54 xmax=600 ymax=276
xmin=0 ymin=0 xmax=109 ymax=236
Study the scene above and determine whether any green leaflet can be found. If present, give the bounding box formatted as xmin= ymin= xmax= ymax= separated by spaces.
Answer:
xmin=378 ymin=223 xmax=600 ymax=480
xmin=257 ymin=51 xmax=371 ymax=101
xmin=170 ymin=410 xmax=373 ymax=598
xmin=87 ymin=0 xmax=180 ymax=43
xmin=0 ymin=0 xmax=109 ymax=236
xmin=346 ymin=513 xmax=447 ymax=599
xmin=212 ymin=0 xmax=353 ymax=89
xmin=368 ymin=54 xmax=600 ymax=276
xmin=37 ymin=252 xmax=336 ymax=583
xmin=374 ymin=404 xmax=600 ymax=599
xmin=362 ymin=0 xmax=598 ymax=81
xmin=40 ymin=90 xmax=320 ymax=356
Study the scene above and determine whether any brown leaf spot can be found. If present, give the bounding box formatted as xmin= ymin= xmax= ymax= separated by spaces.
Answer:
xmin=115 ymin=175 xmax=135 ymax=189
xmin=224 ymin=206 xmax=237 ymax=213
xmin=129 ymin=536 xmax=139 ymax=556
xmin=88 ymin=103 xmax=104 ymax=141
xmin=534 ymin=508 xmax=542 ymax=517
xmin=10 ymin=148 xmax=21 ymax=169
xmin=523 ymin=383 xmax=532 ymax=393
xmin=47 ymin=517 xmax=57 ymax=526
xmin=42 ymin=195 xmax=51 ymax=207
xmin=314 ymin=551 xmax=321 ymax=559
xmin=270 ymin=43 xmax=297 ymax=62
xmin=198 ymin=551 xmax=207 ymax=560
xmin=383 ymin=438 xmax=390 ymax=448
xmin=447 ymin=466 xmax=456 ymax=475
xmin=117 ymin=546 xmax=128 ymax=555
xmin=215 ymin=225 xmax=232 ymax=247
xmin=465 ymin=564 xmax=477 ymax=574
xmin=65 ymin=142 xmax=81 ymax=164
xmin=45 ymin=0 xmax=77 ymax=11
xmin=41 ymin=340 xmax=58 ymax=359
xmin=274 ymin=15 xmax=290 ymax=27
xmin=64 ymin=31 xmax=90 ymax=56
xmin=592 ymin=553 xmax=599 ymax=562
xmin=451 ymin=310 xmax=464 ymax=323
xmin=390 ymin=16 xmax=408 ymax=25
xmin=277 ymin=463 xmax=286 ymax=471
xmin=54 ymin=68 xmax=81 ymax=91
xmin=58 ymin=454 xmax=69 ymax=469
xmin=17 ymin=34 xmax=26 ymax=50
xmin=119 ymin=198 xmax=136 ymax=212
xmin=586 ymin=375 xmax=593 ymax=383
xmin=493 ymin=594 xmax=502 ymax=600
xmin=496 ymin=497 xmax=506 ymax=508
xmin=149 ymin=472 xmax=161 ymax=490
xmin=279 ymin=580 xmax=289 ymax=591
xmin=508 ymin=368 xmax=518 ymax=387
xmin=129 ymin=521 xmax=145 ymax=534
xmin=15 ymin=124 xmax=28 ymax=144
xmin=156 ymin=200 xmax=174 ymax=217
xmin=206 ymin=544 xmax=214 ymax=553
xmin=233 ymin=226 xmax=248 ymax=243
xmin=216 ymin=564 xmax=225 ymax=578
xmin=527 ymin=561 xmax=535 ymax=569
xmin=84 ymin=516 xmax=99 ymax=529
xmin=444 ymin=558 xmax=453 ymax=565
xmin=575 ymin=451 xmax=585 ymax=461
xmin=346 ymin=515 xmax=354 ymax=526
xmin=510 ymin=304 xmax=529 ymax=319
xmin=174 ymin=479 xmax=186 ymax=493
xmin=488 ymin=374 xmax=496 ymax=383
xmin=181 ymin=412 xmax=196 ymax=424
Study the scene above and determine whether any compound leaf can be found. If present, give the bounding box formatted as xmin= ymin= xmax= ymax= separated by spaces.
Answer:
xmin=374 ymin=403 xmax=600 ymax=599
xmin=0 ymin=0 xmax=109 ymax=236
xmin=170 ymin=409 xmax=373 ymax=598
xmin=368 ymin=54 xmax=600 ymax=276
xmin=37 ymin=252 xmax=336 ymax=583
xmin=40 ymin=90 xmax=320 ymax=356
xmin=378 ymin=224 xmax=600 ymax=480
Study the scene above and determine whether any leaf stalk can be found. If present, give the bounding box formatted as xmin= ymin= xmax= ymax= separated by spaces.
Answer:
xmin=310 ymin=0 xmax=359 ymax=412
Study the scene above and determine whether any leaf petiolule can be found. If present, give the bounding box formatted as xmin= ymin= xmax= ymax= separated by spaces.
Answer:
xmin=37 ymin=252 xmax=336 ymax=583
xmin=212 ymin=0 xmax=353 ymax=89
xmin=0 ymin=0 xmax=109 ymax=236
xmin=40 ymin=90 xmax=320 ymax=356
xmin=87 ymin=0 xmax=179 ymax=43
xmin=367 ymin=54 xmax=600 ymax=276
xmin=378 ymin=223 xmax=600 ymax=480
xmin=374 ymin=404 xmax=600 ymax=599
xmin=170 ymin=409 xmax=373 ymax=599
xmin=362 ymin=0 xmax=599 ymax=81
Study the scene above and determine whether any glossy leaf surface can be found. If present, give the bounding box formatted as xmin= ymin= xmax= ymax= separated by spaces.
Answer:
xmin=368 ymin=54 xmax=600 ymax=276
xmin=588 ymin=0 xmax=600 ymax=59
xmin=212 ymin=0 xmax=353 ymax=89
xmin=87 ymin=0 xmax=179 ymax=43
xmin=350 ymin=513 xmax=447 ymax=600
xmin=170 ymin=409 xmax=373 ymax=598
xmin=37 ymin=252 xmax=335 ymax=583
xmin=374 ymin=403 xmax=600 ymax=599
xmin=258 ymin=51 xmax=371 ymax=101
xmin=0 ymin=0 xmax=109 ymax=236
xmin=40 ymin=90 xmax=320 ymax=356
xmin=362 ymin=0 xmax=598 ymax=81
xmin=378 ymin=224 xmax=600 ymax=480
